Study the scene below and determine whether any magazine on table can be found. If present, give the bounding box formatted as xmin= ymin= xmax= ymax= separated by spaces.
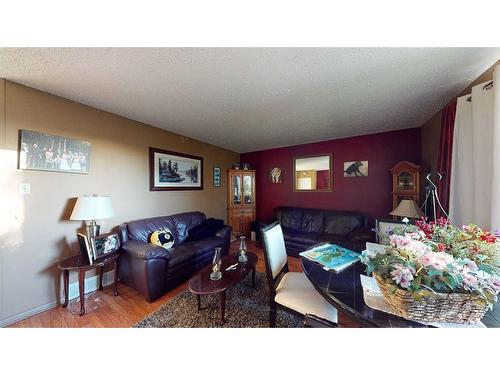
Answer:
xmin=299 ymin=243 xmax=360 ymax=273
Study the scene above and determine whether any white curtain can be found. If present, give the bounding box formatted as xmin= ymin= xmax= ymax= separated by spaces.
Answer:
xmin=449 ymin=66 xmax=500 ymax=231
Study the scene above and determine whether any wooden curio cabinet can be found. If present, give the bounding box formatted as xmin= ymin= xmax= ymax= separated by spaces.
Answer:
xmin=227 ymin=169 xmax=256 ymax=237
xmin=390 ymin=161 xmax=423 ymax=219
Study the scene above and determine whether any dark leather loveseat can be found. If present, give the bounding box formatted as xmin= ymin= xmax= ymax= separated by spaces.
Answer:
xmin=274 ymin=206 xmax=374 ymax=256
xmin=118 ymin=211 xmax=231 ymax=302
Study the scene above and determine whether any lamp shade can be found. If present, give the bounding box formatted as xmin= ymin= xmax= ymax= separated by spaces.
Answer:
xmin=389 ymin=199 xmax=424 ymax=219
xmin=70 ymin=196 xmax=114 ymax=221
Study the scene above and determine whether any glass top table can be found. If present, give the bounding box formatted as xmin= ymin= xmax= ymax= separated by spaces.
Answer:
xmin=301 ymin=253 xmax=500 ymax=328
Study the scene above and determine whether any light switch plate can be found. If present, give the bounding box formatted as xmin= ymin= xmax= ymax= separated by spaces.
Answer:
xmin=19 ymin=183 xmax=31 ymax=194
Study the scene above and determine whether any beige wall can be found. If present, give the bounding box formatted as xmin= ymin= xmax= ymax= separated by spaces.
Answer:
xmin=421 ymin=60 xmax=500 ymax=171
xmin=0 ymin=80 xmax=239 ymax=324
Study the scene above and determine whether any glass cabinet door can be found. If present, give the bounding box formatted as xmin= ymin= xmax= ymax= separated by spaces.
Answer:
xmin=242 ymin=173 xmax=254 ymax=205
xmin=232 ymin=174 xmax=242 ymax=205
xmin=397 ymin=172 xmax=415 ymax=192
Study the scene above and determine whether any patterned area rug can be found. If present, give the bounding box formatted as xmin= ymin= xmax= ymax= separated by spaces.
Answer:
xmin=134 ymin=272 xmax=302 ymax=328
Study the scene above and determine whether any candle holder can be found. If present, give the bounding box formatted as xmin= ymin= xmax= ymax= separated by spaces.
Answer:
xmin=238 ymin=236 xmax=248 ymax=263
xmin=210 ymin=247 xmax=222 ymax=280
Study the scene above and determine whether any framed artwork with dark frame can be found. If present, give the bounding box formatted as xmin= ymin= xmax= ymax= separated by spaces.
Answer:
xmin=149 ymin=147 xmax=203 ymax=191
xmin=213 ymin=166 xmax=221 ymax=187
xmin=19 ymin=129 xmax=91 ymax=174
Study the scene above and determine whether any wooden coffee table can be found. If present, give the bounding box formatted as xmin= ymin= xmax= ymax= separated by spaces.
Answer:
xmin=188 ymin=252 xmax=257 ymax=324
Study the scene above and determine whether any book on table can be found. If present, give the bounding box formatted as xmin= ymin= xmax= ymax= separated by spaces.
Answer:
xmin=299 ymin=243 xmax=360 ymax=272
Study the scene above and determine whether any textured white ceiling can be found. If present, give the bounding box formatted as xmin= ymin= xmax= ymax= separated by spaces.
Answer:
xmin=1 ymin=48 xmax=499 ymax=153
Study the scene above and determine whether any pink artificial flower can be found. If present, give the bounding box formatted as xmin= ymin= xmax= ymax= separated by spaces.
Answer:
xmin=417 ymin=252 xmax=452 ymax=271
xmin=462 ymin=274 xmax=478 ymax=289
xmin=463 ymin=260 xmax=478 ymax=272
xmin=391 ymin=264 xmax=414 ymax=289
xmin=488 ymin=277 xmax=500 ymax=292
xmin=418 ymin=253 xmax=434 ymax=267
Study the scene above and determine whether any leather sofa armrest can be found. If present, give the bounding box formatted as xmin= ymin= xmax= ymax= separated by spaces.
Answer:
xmin=347 ymin=227 xmax=375 ymax=242
xmin=121 ymin=240 xmax=171 ymax=260
xmin=215 ymin=225 xmax=232 ymax=239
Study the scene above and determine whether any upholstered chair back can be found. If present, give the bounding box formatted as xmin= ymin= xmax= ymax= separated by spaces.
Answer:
xmin=261 ymin=222 xmax=288 ymax=280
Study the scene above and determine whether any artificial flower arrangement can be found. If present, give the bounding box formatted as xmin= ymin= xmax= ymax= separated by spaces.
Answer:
xmin=362 ymin=218 xmax=500 ymax=322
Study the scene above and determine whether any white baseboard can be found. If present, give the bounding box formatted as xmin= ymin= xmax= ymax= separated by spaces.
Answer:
xmin=0 ymin=270 xmax=116 ymax=327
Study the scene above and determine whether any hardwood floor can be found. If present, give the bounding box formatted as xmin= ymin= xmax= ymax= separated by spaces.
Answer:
xmin=8 ymin=240 xmax=299 ymax=328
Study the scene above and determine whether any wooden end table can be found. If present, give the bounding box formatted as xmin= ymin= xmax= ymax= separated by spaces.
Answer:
xmin=188 ymin=252 xmax=257 ymax=324
xmin=58 ymin=252 xmax=120 ymax=316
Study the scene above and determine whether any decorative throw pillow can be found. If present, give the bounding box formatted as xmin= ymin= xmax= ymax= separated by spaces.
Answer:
xmin=150 ymin=229 xmax=175 ymax=249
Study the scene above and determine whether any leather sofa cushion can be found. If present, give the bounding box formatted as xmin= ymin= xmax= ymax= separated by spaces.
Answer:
xmin=300 ymin=209 xmax=324 ymax=234
xmin=167 ymin=244 xmax=198 ymax=268
xmin=126 ymin=211 xmax=206 ymax=245
xmin=283 ymin=229 xmax=319 ymax=245
xmin=167 ymin=237 xmax=225 ymax=268
xmin=323 ymin=212 xmax=365 ymax=236
xmin=275 ymin=207 xmax=303 ymax=231
xmin=189 ymin=237 xmax=226 ymax=256
xmin=128 ymin=216 xmax=177 ymax=243
xmin=317 ymin=234 xmax=348 ymax=243
xmin=185 ymin=218 xmax=225 ymax=242
xmin=170 ymin=212 xmax=206 ymax=243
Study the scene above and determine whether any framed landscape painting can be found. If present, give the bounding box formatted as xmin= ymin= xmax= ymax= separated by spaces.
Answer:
xmin=149 ymin=147 xmax=203 ymax=191
xmin=19 ymin=129 xmax=91 ymax=174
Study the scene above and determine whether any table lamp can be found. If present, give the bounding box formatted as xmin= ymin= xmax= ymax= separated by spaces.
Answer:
xmin=70 ymin=195 xmax=114 ymax=238
xmin=390 ymin=199 xmax=424 ymax=220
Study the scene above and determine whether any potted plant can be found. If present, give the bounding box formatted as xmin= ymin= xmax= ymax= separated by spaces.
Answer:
xmin=362 ymin=219 xmax=500 ymax=324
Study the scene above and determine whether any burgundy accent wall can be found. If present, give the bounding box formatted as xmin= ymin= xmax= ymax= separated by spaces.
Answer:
xmin=241 ymin=128 xmax=421 ymax=225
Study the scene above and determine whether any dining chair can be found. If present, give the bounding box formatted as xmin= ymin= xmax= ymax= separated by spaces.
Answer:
xmin=303 ymin=314 xmax=338 ymax=328
xmin=374 ymin=218 xmax=406 ymax=244
xmin=260 ymin=221 xmax=338 ymax=327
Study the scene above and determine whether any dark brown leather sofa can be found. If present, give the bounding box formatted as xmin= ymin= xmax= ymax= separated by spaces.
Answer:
xmin=118 ymin=211 xmax=231 ymax=302
xmin=274 ymin=206 xmax=374 ymax=256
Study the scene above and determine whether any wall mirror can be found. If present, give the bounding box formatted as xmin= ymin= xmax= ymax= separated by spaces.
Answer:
xmin=293 ymin=154 xmax=332 ymax=191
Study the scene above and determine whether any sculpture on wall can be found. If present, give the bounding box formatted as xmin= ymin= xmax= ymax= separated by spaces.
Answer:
xmin=269 ymin=167 xmax=282 ymax=183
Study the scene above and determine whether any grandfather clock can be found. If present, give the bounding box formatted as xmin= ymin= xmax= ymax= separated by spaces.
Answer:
xmin=390 ymin=161 xmax=423 ymax=219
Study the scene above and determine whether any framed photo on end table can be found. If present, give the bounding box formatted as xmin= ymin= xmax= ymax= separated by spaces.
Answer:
xmin=90 ymin=233 xmax=120 ymax=261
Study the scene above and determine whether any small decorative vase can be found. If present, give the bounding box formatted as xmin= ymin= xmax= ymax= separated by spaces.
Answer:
xmin=210 ymin=247 xmax=222 ymax=280
xmin=238 ymin=236 xmax=248 ymax=263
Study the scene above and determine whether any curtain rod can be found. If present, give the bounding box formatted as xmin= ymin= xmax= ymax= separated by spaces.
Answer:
xmin=466 ymin=81 xmax=494 ymax=102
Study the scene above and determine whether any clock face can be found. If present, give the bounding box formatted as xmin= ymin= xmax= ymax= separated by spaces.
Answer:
xmin=397 ymin=172 xmax=415 ymax=191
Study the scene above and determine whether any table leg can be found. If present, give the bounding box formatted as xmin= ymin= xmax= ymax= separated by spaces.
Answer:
xmin=98 ymin=266 xmax=104 ymax=290
xmin=197 ymin=295 xmax=201 ymax=310
xmin=62 ymin=270 xmax=69 ymax=308
xmin=113 ymin=258 xmax=119 ymax=296
xmin=78 ymin=269 xmax=86 ymax=316
xmin=252 ymin=266 xmax=256 ymax=288
xmin=220 ymin=291 xmax=226 ymax=324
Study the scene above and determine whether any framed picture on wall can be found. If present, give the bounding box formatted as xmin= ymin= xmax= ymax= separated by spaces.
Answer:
xmin=269 ymin=167 xmax=282 ymax=183
xmin=213 ymin=167 xmax=221 ymax=187
xmin=344 ymin=160 xmax=368 ymax=177
xmin=19 ymin=129 xmax=91 ymax=174
xmin=149 ymin=147 xmax=203 ymax=191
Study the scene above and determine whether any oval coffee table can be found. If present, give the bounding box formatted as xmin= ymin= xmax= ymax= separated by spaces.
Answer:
xmin=188 ymin=252 xmax=257 ymax=324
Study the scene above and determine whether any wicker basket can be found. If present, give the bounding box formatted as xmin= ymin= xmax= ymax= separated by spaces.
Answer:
xmin=373 ymin=274 xmax=489 ymax=324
